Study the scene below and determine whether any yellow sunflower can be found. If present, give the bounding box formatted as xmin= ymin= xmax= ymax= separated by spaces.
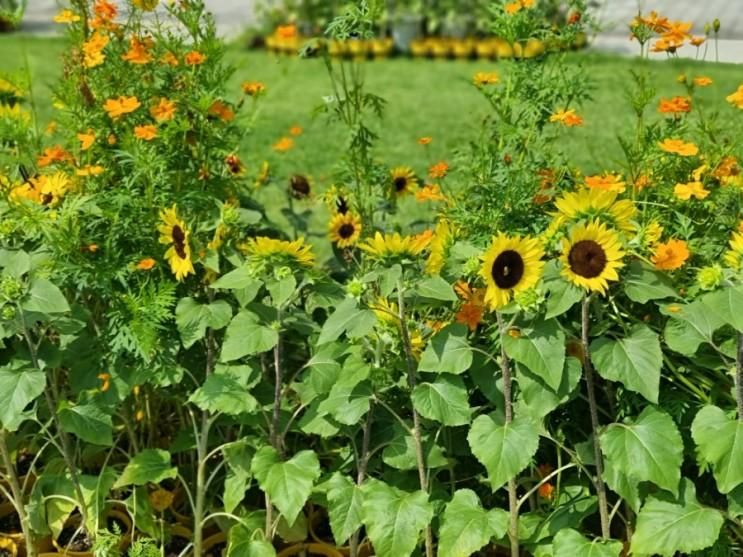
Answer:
xmin=390 ymin=167 xmax=418 ymax=197
xmin=426 ymin=219 xmax=454 ymax=276
xmin=240 ymin=237 xmax=315 ymax=268
xmin=479 ymin=234 xmax=544 ymax=310
xmin=360 ymin=231 xmax=432 ymax=260
xmin=329 ymin=212 xmax=362 ymax=248
xmin=553 ymin=189 xmax=637 ymax=233
xmin=158 ymin=206 xmax=195 ymax=281
xmin=560 ymin=220 xmax=625 ymax=294
xmin=724 ymin=231 xmax=743 ymax=270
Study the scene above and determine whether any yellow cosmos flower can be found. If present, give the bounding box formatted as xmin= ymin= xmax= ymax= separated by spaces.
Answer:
xmin=659 ymin=138 xmax=699 ymax=157
xmin=480 ymin=234 xmax=544 ymax=310
xmin=359 ymin=231 xmax=432 ymax=260
xmin=390 ymin=167 xmax=418 ymax=196
xmin=553 ymin=188 xmax=637 ymax=233
xmin=652 ymin=239 xmax=690 ymax=271
xmin=329 ymin=212 xmax=362 ymax=248
xmin=133 ymin=0 xmax=159 ymax=10
xmin=473 ymin=72 xmax=500 ymax=86
xmin=240 ymin=237 xmax=315 ymax=268
xmin=726 ymin=85 xmax=743 ymax=109
xmin=560 ymin=221 xmax=625 ymax=295
xmin=674 ymin=181 xmax=710 ymax=201
xmin=54 ymin=9 xmax=81 ymax=23
xmin=550 ymin=108 xmax=584 ymax=127
xmin=158 ymin=206 xmax=195 ymax=281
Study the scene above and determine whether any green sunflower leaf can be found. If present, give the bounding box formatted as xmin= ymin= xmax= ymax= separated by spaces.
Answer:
xmin=691 ymin=405 xmax=743 ymax=494
xmin=438 ymin=489 xmax=508 ymax=557
xmin=418 ymin=323 xmax=473 ymax=375
xmin=503 ymin=318 xmax=565 ymax=391
xmin=552 ymin=528 xmax=623 ymax=557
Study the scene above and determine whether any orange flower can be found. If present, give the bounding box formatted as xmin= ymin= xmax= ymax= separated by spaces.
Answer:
xmin=674 ymin=181 xmax=710 ymax=201
xmin=161 ymin=52 xmax=179 ymax=66
xmin=107 ymin=134 xmax=117 ymax=145
xmin=94 ymin=0 xmax=117 ymax=20
xmin=658 ymin=96 xmax=691 ymax=115
xmin=76 ymin=165 xmax=105 ymax=177
xmin=473 ymin=72 xmax=499 ymax=86
xmin=224 ymin=154 xmax=245 ymax=176
xmin=82 ymin=31 xmax=110 ymax=68
xmin=549 ymin=108 xmax=584 ymax=127
xmin=150 ymin=98 xmax=176 ymax=122
xmin=38 ymin=145 xmax=73 ymax=167
xmin=134 ymin=124 xmax=158 ymax=141
xmin=661 ymin=20 xmax=692 ymax=45
xmin=418 ymin=136 xmax=432 ymax=145
xmin=289 ymin=125 xmax=303 ymax=136
xmin=242 ymin=81 xmax=266 ymax=96
xmin=726 ymin=85 xmax=743 ymax=109
xmin=137 ymin=258 xmax=157 ymax=270
xmin=429 ymin=161 xmax=449 ymax=179
xmin=637 ymin=11 xmax=670 ymax=33
xmin=122 ymin=36 xmax=154 ymax=64
xmin=104 ymin=96 xmax=141 ymax=120
xmin=97 ymin=373 xmax=111 ymax=393
xmin=505 ymin=1 xmax=522 ymax=15
xmin=184 ymin=51 xmax=207 ymax=65
xmin=713 ymin=156 xmax=740 ymax=183
xmin=690 ymin=36 xmax=706 ymax=47
xmin=208 ymin=100 xmax=235 ymax=122
xmin=694 ymin=76 xmax=713 ymax=87
xmin=538 ymin=483 xmax=555 ymax=500
xmin=456 ymin=302 xmax=484 ymax=332
xmin=415 ymin=184 xmax=447 ymax=202
xmin=54 ymin=9 xmax=80 ymax=23
xmin=273 ymin=137 xmax=294 ymax=152
xmin=77 ymin=130 xmax=96 ymax=151
xmin=652 ymin=239 xmax=690 ymax=270
xmin=585 ymin=173 xmax=626 ymax=193
xmin=633 ymin=174 xmax=651 ymax=190
xmin=277 ymin=24 xmax=298 ymax=39
xmin=658 ymin=138 xmax=699 ymax=157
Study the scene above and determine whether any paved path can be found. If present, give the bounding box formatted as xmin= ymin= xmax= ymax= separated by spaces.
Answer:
xmin=19 ymin=0 xmax=743 ymax=62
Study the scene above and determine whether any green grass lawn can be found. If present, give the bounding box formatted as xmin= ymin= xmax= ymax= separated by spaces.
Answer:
xmin=2 ymin=35 xmax=742 ymax=177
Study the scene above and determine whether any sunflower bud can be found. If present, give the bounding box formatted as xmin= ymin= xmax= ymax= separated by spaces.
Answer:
xmin=463 ymin=256 xmax=481 ymax=276
xmin=1 ymin=305 xmax=16 ymax=320
xmin=346 ymin=277 xmax=366 ymax=298
xmin=0 ymin=275 xmax=24 ymax=302
xmin=696 ymin=265 xmax=723 ymax=291
xmin=713 ymin=19 xmax=721 ymax=33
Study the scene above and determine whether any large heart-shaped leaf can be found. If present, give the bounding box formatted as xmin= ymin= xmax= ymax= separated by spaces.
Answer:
xmin=58 ymin=401 xmax=113 ymax=446
xmin=318 ymin=298 xmax=376 ymax=345
xmin=221 ymin=310 xmax=279 ymax=361
xmin=175 ymin=297 xmax=232 ymax=348
xmin=438 ymin=489 xmax=508 ymax=557
xmin=412 ymin=374 xmax=472 ymax=426
xmin=0 ymin=363 xmax=45 ymax=431
xmin=691 ymin=405 xmax=743 ymax=494
xmin=552 ymin=528 xmax=622 ymax=557
xmin=468 ymin=414 xmax=540 ymax=491
xmin=326 ymin=473 xmax=364 ymax=545
xmin=600 ymin=407 xmax=682 ymax=495
xmin=503 ymin=319 xmax=565 ymax=391
xmin=114 ymin=449 xmax=177 ymax=488
xmin=418 ymin=324 xmax=472 ymax=375
xmin=590 ymin=325 xmax=662 ymax=403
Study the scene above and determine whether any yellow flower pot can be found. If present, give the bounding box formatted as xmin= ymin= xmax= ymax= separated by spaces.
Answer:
xmin=494 ymin=38 xmax=514 ymax=59
xmin=278 ymin=543 xmax=344 ymax=557
xmin=523 ymin=38 xmax=546 ymax=58
xmin=475 ymin=40 xmax=496 ymax=60
xmin=370 ymin=38 xmax=394 ymax=58
xmin=0 ymin=536 xmax=17 ymax=557
xmin=452 ymin=39 xmax=475 ymax=59
xmin=410 ymin=39 xmax=430 ymax=58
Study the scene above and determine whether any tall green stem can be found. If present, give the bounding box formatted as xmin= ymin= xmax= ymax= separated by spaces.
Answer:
xmin=496 ymin=313 xmax=520 ymax=557
xmin=266 ymin=312 xmax=284 ymax=540
xmin=736 ymin=334 xmax=743 ymax=422
xmin=581 ymin=296 xmax=610 ymax=538
xmin=349 ymin=404 xmax=374 ymax=557
xmin=397 ymin=282 xmax=433 ymax=557
xmin=0 ymin=429 xmax=36 ymax=557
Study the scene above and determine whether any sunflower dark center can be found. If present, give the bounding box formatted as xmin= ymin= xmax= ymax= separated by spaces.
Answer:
xmin=338 ymin=223 xmax=355 ymax=239
xmin=568 ymin=240 xmax=607 ymax=278
xmin=172 ymin=225 xmax=187 ymax=259
xmin=491 ymin=250 xmax=525 ymax=289
xmin=291 ymin=175 xmax=311 ymax=198
xmin=394 ymin=177 xmax=408 ymax=191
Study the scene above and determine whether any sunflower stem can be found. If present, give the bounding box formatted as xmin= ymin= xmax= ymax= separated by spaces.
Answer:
xmin=581 ymin=295 xmax=611 ymax=538
xmin=736 ymin=334 xmax=743 ymax=422
xmin=0 ymin=429 xmax=36 ymax=557
xmin=397 ymin=281 xmax=434 ymax=557
xmin=496 ymin=312 xmax=520 ymax=557
xmin=350 ymin=403 xmax=374 ymax=557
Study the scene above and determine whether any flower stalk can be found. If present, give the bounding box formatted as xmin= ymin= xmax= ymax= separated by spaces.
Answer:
xmin=0 ymin=429 xmax=36 ymax=557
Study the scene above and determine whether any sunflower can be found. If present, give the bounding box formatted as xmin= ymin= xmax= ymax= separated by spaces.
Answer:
xmin=241 ymin=237 xmax=315 ymax=268
xmin=553 ymin=188 xmax=637 ymax=233
xmin=390 ymin=167 xmax=418 ymax=196
xmin=329 ymin=212 xmax=362 ymax=248
xmin=480 ymin=234 xmax=544 ymax=310
xmin=560 ymin=221 xmax=625 ymax=294
xmin=426 ymin=219 xmax=453 ymax=276
xmin=359 ymin=231 xmax=431 ymax=260
xmin=158 ymin=206 xmax=195 ymax=281
xmin=724 ymin=231 xmax=743 ymax=270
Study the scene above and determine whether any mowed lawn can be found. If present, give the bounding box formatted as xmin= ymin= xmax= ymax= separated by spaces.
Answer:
xmin=2 ymin=34 xmax=742 ymax=247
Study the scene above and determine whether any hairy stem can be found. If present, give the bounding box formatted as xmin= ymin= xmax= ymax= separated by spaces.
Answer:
xmin=582 ymin=296 xmax=611 ymax=538
xmin=0 ymin=429 xmax=36 ymax=557
xmin=737 ymin=334 xmax=743 ymax=422
xmin=496 ymin=313 xmax=520 ymax=557
xmin=397 ymin=282 xmax=434 ymax=557
xmin=350 ymin=404 xmax=374 ymax=557
xmin=266 ymin=311 xmax=284 ymax=540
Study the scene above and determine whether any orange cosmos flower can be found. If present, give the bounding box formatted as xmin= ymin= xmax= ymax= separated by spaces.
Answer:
xmin=277 ymin=24 xmax=298 ymax=39
xmin=134 ymin=125 xmax=158 ymax=141
xmin=94 ymin=0 xmax=117 ymax=20
xmin=550 ymin=108 xmax=584 ymax=127
xmin=638 ymin=11 xmax=671 ymax=33
xmin=107 ymin=134 xmax=117 ymax=145
xmin=713 ymin=156 xmax=741 ymax=184
xmin=659 ymin=139 xmax=699 ymax=157
xmin=137 ymin=258 xmax=157 ymax=270
xmin=289 ymin=125 xmax=303 ymax=136
xmin=104 ymin=96 xmax=141 ymax=120
xmin=418 ymin=136 xmax=432 ymax=145
xmin=674 ymin=181 xmax=710 ymax=201
xmin=97 ymin=373 xmax=111 ymax=392
xmin=38 ymin=145 xmax=73 ymax=167
xmin=416 ymin=184 xmax=447 ymax=202
xmin=184 ymin=51 xmax=207 ymax=65
xmin=538 ymin=482 xmax=555 ymax=500
xmin=54 ymin=9 xmax=80 ymax=23
xmin=208 ymin=100 xmax=235 ymax=122
xmin=161 ymin=52 xmax=179 ymax=66
xmin=77 ymin=130 xmax=96 ymax=151
xmin=242 ymin=81 xmax=266 ymax=96
xmin=456 ymin=302 xmax=484 ymax=332
xmin=694 ymin=76 xmax=713 ymax=87
xmin=76 ymin=165 xmax=105 ymax=177
xmin=658 ymin=96 xmax=691 ymax=114
xmin=429 ymin=161 xmax=449 ymax=179
xmin=273 ymin=137 xmax=294 ymax=152
xmin=726 ymin=85 xmax=743 ymax=109
xmin=652 ymin=239 xmax=690 ymax=270
xmin=82 ymin=32 xmax=110 ymax=68
xmin=150 ymin=98 xmax=176 ymax=122
xmin=690 ymin=36 xmax=706 ymax=47
xmin=584 ymin=173 xmax=626 ymax=193
xmin=122 ymin=36 xmax=154 ymax=64
xmin=662 ymin=20 xmax=692 ymax=44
